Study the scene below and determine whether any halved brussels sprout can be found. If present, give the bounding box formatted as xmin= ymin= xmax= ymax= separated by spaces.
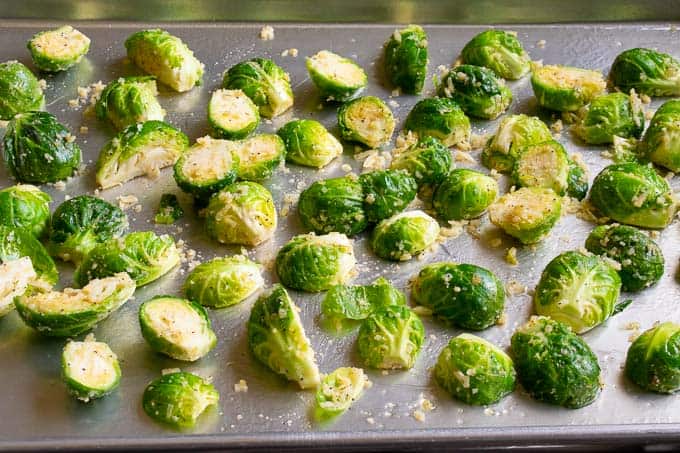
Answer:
xmin=434 ymin=333 xmax=516 ymax=405
xmin=572 ymin=92 xmax=645 ymax=145
xmin=625 ymin=322 xmax=680 ymax=393
xmin=460 ymin=30 xmax=530 ymax=80
xmin=0 ymin=225 xmax=58 ymax=285
xmin=438 ymin=64 xmax=512 ymax=119
xmin=0 ymin=257 xmax=36 ymax=317
xmin=0 ymin=184 xmax=51 ymax=238
xmin=589 ymin=163 xmax=676 ymax=229
xmin=585 ymin=224 xmax=664 ymax=292
xmin=511 ymin=140 xmax=570 ymax=195
xmin=96 ymin=120 xmax=189 ymax=189
xmin=337 ymin=96 xmax=395 ymax=149
xmin=139 ymin=296 xmax=217 ymax=361
xmin=298 ymin=176 xmax=367 ymax=236
xmin=3 ymin=111 xmax=82 ymax=184
xmin=488 ymin=187 xmax=562 ymax=244
xmin=639 ymin=99 xmax=680 ymax=172
xmin=204 ymin=182 xmax=277 ymax=246
xmin=183 ymin=255 xmax=264 ymax=308
xmin=95 ymin=76 xmax=165 ymax=130
xmin=384 ymin=25 xmax=428 ymax=94
xmin=154 ymin=193 xmax=183 ymax=225
xmin=567 ymin=158 xmax=589 ymax=201
xmin=61 ymin=336 xmax=120 ymax=402
xmin=276 ymin=232 xmax=356 ymax=292
xmin=531 ymin=64 xmax=606 ymax=112
xmin=125 ymin=29 xmax=204 ymax=92
xmin=48 ymin=195 xmax=128 ymax=264
xmin=278 ymin=119 xmax=342 ymax=168
xmin=610 ymin=48 xmax=680 ymax=97
xmin=28 ymin=25 xmax=90 ymax=72
xmin=511 ymin=316 xmax=601 ymax=408
xmin=0 ymin=61 xmax=44 ymax=120
xmin=433 ymin=169 xmax=497 ymax=221
xmin=15 ymin=273 xmax=135 ymax=337
xmin=143 ymin=371 xmax=219 ymax=429
xmin=307 ymin=50 xmax=367 ymax=102
xmin=481 ymin=114 xmax=553 ymax=173
xmin=315 ymin=367 xmax=368 ymax=421
xmin=208 ymin=89 xmax=259 ymax=139
xmin=357 ymin=305 xmax=424 ymax=370
xmin=370 ymin=210 xmax=439 ymax=261
xmin=403 ymin=97 xmax=471 ymax=147
xmin=411 ymin=262 xmax=505 ymax=330
xmin=390 ymin=136 xmax=453 ymax=187
xmin=222 ymin=57 xmax=293 ymax=118
xmin=231 ymin=133 xmax=286 ymax=181
xmin=247 ymin=284 xmax=320 ymax=388
xmin=359 ymin=169 xmax=417 ymax=224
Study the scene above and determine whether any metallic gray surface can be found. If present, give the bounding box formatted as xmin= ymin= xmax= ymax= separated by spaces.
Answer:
xmin=1 ymin=20 xmax=680 ymax=450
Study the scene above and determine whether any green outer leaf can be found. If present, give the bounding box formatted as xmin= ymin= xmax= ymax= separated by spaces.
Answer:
xmin=0 ymin=61 xmax=44 ymax=120
xmin=370 ymin=211 xmax=440 ymax=261
xmin=183 ymin=256 xmax=263 ymax=308
xmin=384 ymin=24 xmax=428 ymax=94
xmin=437 ymin=64 xmax=512 ymax=119
xmin=359 ymin=169 xmax=417 ymax=224
xmin=567 ymin=159 xmax=589 ymax=201
xmin=337 ymin=96 xmax=394 ymax=149
xmin=298 ymin=176 xmax=367 ymax=236
xmin=0 ymin=225 xmax=57 ymax=285
xmin=278 ymin=119 xmax=342 ymax=168
xmin=390 ymin=136 xmax=453 ymax=187
xmin=0 ymin=184 xmax=51 ymax=238
xmin=639 ymin=99 xmax=680 ymax=172
xmin=460 ymin=29 xmax=530 ymax=80
xmin=154 ymin=193 xmax=184 ymax=225
xmin=573 ymin=92 xmax=645 ymax=145
xmin=610 ymin=48 xmax=680 ymax=96
xmin=95 ymin=76 xmax=164 ymax=130
xmin=625 ymin=322 xmax=680 ymax=393
xmin=403 ymin=97 xmax=471 ymax=146
xmin=433 ymin=168 xmax=497 ymax=221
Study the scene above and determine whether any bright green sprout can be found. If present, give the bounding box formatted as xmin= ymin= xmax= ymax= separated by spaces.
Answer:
xmin=384 ymin=24 xmax=428 ymax=94
xmin=531 ymin=64 xmax=606 ymax=112
xmin=390 ymin=136 xmax=453 ymax=187
xmin=511 ymin=140 xmax=572 ymax=196
xmin=0 ymin=61 xmax=44 ymax=120
xmin=488 ymin=187 xmax=562 ymax=244
xmin=625 ymin=322 xmax=680 ymax=393
xmin=460 ymin=29 xmax=530 ymax=80
xmin=433 ymin=169 xmax=498 ymax=221
xmin=437 ymin=64 xmax=512 ymax=119
xmin=639 ymin=99 xmax=680 ymax=172
xmin=610 ymin=48 xmax=680 ymax=97
xmin=61 ymin=335 xmax=120 ymax=402
xmin=278 ymin=119 xmax=342 ymax=168
xmin=370 ymin=210 xmax=440 ymax=261
xmin=315 ymin=367 xmax=368 ymax=421
xmin=298 ymin=175 xmax=367 ymax=236
xmin=481 ymin=114 xmax=553 ymax=173
xmin=359 ymin=169 xmax=418 ymax=224
xmin=337 ymin=96 xmax=395 ymax=149
xmin=0 ymin=257 xmax=37 ymax=317
xmin=208 ymin=88 xmax=259 ymax=139
xmin=403 ymin=97 xmax=471 ymax=147
xmin=154 ymin=193 xmax=184 ymax=225
xmin=231 ymin=133 xmax=286 ymax=182
xmin=28 ymin=25 xmax=90 ymax=72
xmin=95 ymin=76 xmax=165 ymax=130
xmin=567 ymin=158 xmax=589 ymax=201
xmin=307 ymin=50 xmax=367 ymax=102
xmin=0 ymin=225 xmax=58 ymax=285
xmin=0 ymin=184 xmax=51 ymax=238
xmin=572 ymin=92 xmax=645 ymax=145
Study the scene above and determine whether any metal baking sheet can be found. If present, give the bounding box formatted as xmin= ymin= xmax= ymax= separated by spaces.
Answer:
xmin=2 ymin=20 xmax=680 ymax=451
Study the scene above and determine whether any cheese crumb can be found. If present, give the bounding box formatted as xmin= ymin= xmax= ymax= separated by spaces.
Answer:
xmin=259 ymin=25 xmax=275 ymax=41
xmin=234 ymin=379 xmax=249 ymax=393
xmin=38 ymin=79 xmax=47 ymax=90
xmin=536 ymin=39 xmax=546 ymax=48
xmin=116 ymin=194 xmax=139 ymax=210
xmin=162 ymin=368 xmax=181 ymax=375
xmin=413 ymin=410 xmax=426 ymax=422
xmin=506 ymin=280 xmax=527 ymax=296
xmin=79 ymin=126 xmax=89 ymax=134
xmin=505 ymin=247 xmax=518 ymax=265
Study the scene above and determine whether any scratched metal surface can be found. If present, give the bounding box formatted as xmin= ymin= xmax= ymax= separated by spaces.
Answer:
xmin=1 ymin=20 xmax=680 ymax=450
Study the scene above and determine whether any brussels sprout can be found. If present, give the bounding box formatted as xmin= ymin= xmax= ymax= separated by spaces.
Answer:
xmin=625 ymin=322 xmax=680 ymax=393
xmin=370 ymin=210 xmax=439 ymax=261
xmin=438 ymin=65 xmax=512 ymax=120
xmin=572 ymin=92 xmax=645 ymax=145
xmin=154 ymin=193 xmax=184 ymax=225
xmin=61 ymin=336 xmax=120 ymax=402
xmin=247 ymin=285 xmax=320 ymax=388
xmin=567 ymin=159 xmax=589 ymax=201
xmin=433 ymin=169 xmax=497 ymax=221
xmin=231 ymin=133 xmax=286 ymax=182
xmin=222 ymin=57 xmax=293 ymax=118
xmin=3 ymin=111 xmax=82 ymax=184
xmin=307 ymin=50 xmax=367 ymax=102
xmin=0 ymin=184 xmax=51 ymax=237
xmin=610 ymin=48 xmax=680 ymax=97
xmin=403 ymin=97 xmax=471 ymax=147
xmin=315 ymin=367 xmax=368 ymax=421
xmin=15 ymin=273 xmax=135 ymax=337
xmin=208 ymin=89 xmax=259 ymax=139
xmin=204 ymin=182 xmax=277 ymax=246
xmin=460 ymin=30 xmax=530 ymax=80
xmin=384 ymin=25 xmax=428 ymax=94
xmin=359 ymin=169 xmax=418 ymax=224
xmin=511 ymin=140 xmax=570 ymax=195
xmin=639 ymin=99 xmax=680 ymax=172
xmin=589 ymin=163 xmax=676 ymax=229
xmin=481 ymin=114 xmax=553 ymax=173
xmin=511 ymin=316 xmax=601 ymax=408
xmin=183 ymin=255 xmax=264 ymax=308
xmin=74 ymin=231 xmax=179 ymax=288
xmin=48 ymin=195 xmax=128 ymax=264
xmin=585 ymin=224 xmax=664 ymax=292
xmin=390 ymin=136 xmax=453 ymax=187
xmin=95 ymin=76 xmax=165 ymax=130
xmin=0 ymin=257 xmax=36 ymax=317
xmin=139 ymin=296 xmax=217 ymax=361
xmin=411 ymin=262 xmax=505 ymax=330
xmin=27 ymin=25 xmax=90 ymax=72
xmin=278 ymin=119 xmax=342 ymax=168
xmin=298 ymin=176 xmax=367 ymax=236
xmin=0 ymin=61 xmax=44 ymax=120
xmin=533 ymin=251 xmax=621 ymax=334
xmin=434 ymin=334 xmax=516 ymax=405
xmin=488 ymin=187 xmax=562 ymax=244
xmin=143 ymin=371 xmax=219 ymax=429
xmin=276 ymin=232 xmax=356 ymax=292
xmin=337 ymin=96 xmax=394 ymax=149
xmin=357 ymin=305 xmax=424 ymax=370
xmin=125 ymin=29 xmax=204 ymax=92
xmin=531 ymin=64 xmax=606 ymax=112
xmin=0 ymin=225 xmax=58 ymax=285
xmin=96 ymin=120 xmax=189 ymax=189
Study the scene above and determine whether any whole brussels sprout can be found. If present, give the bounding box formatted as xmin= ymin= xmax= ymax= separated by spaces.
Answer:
xmin=511 ymin=316 xmax=601 ymax=408
xmin=357 ymin=305 xmax=424 ymax=370
xmin=247 ymin=284 xmax=320 ymax=389
xmin=531 ymin=64 xmax=606 ymax=112
xmin=585 ymin=224 xmax=664 ymax=292
xmin=208 ymin=88 xmax=259 ymax=140
xmin=298 ymin=176 xmax=367 ymax=236
xmin=222 ymin=57 xmax=293 ymax=118
xmin=0 ymin=184 xmax=51 ymax=237
xmin=511 ymin=140 xmax=571 ymax=196
xmin=0 ymin=225 xmax=58 ymax=285
xmin=0 ymin=61 xmax=44 ymax=120
xmin=573 ymin=92 xmax=645 ymax=145
xmin=232 ymin=134 xmax=286 ymax=181
xmin=315 ymin=367 xmax=368 ymax=421
xmin=433 ymin=169 xmax=498 ymax=221
xmin=278 ymin=119 xmax=342 ymax=168
xmin=534 ymin=251 xmax=622 ymax=334
xmin=48 ymin=195 xmax=128 ymax=264
xmin=589 ymin=163 xmax=676 ymax=229
xmin=0 ymin=257 xmax=36 ymax=317
xmin=488 ymin=187 xmax=562 ymax=244
xmin=276 ymin=232 xmax=356 ymax=292
xmin=61 ymin=336 xmax=120 ymax=402
xmin=370 ymin=210 xmax=440 ymax=261
xmin=183 ymin=255 xmax=264 ymax=308
xmin=3 ymin=111 xmax=82 ymax=184
xmin=438 ymin=64 xmax=512 ymax=119
xmin=403 ymin=97 xmax=471 ymax=147
xmin=204 ymin=182 xmax=277 ymax=246
xmin=434 ymin=334 xmax=516 ymax=405
xmin=337 ymin=96 xmax=394 ymax=149
xmin=154 ymin=193 xmax=183 ymax=225
xmin=27 ymin=26 xmax=90 ymax=72
xmin=481 ymin=114 xmax=553 ymax=173
xmin=384 ymin=24 xmax=428 ymax=95
xmin=307 ymin=50 xmax=367 ymax=102
xmin=610 ymin=48 xmax=680 ymax=97
xmin=412 ymin=262 xmax=505 ymax=330
xmin=460 ymin=30 xmax=530 ymax=80
xmin=359 ymin=169 xmax=417 ymax=224
xmin=95 ymin=76 xmax=165 ymax=130
xmin=390 ymin=136 xmax=453 ymax=187
xmin=625 ymin=322 xmax=680 ymax=393
xmin=639 ymin=99 xmax=680 ymax=172
xmin=567 ymin=158 xmax=589 ymax=201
